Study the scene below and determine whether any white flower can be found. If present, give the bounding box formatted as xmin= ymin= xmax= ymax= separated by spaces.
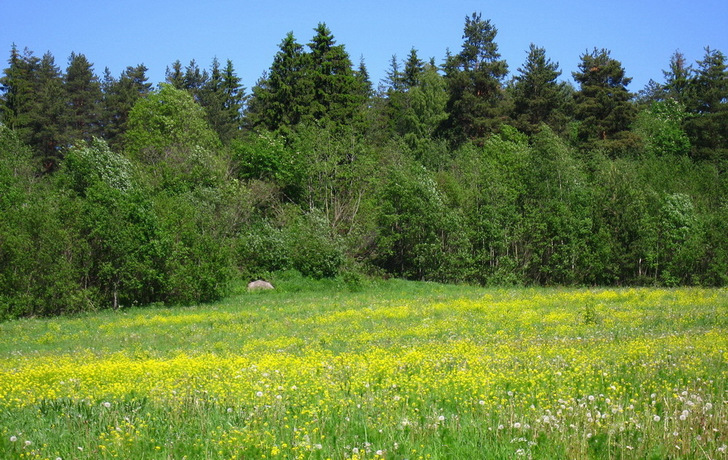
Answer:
xmin=438 ymin=415 xmax=445 ymax=421
xmin=227 ymin=407 xmax=233 ymax=413
xmin=704 ymin=402 xmax=713 ymax=411
xmin=24 ymin=440 xmax=32 ymax=446
xmin=9 ymin=436 xmax=17 ymax=442
xmin=479 ymin=400 xmax=485 ymax=405
xmin=102 ymin=401 xmax=111 ymax=408
xmin=376 ymin=450 xmax=384 ymax=455
xmin=352 ymin=447 xmax=359 ymax=454
xmin=588 ymin=395 xmax=595 ymax=401
xmin=653 ymin=415 xmax=661 ymax=422
xmin=256 ymin=391 xmax=263 ymax=397
xmin=513 ymin=422 xmax=521 ymax=429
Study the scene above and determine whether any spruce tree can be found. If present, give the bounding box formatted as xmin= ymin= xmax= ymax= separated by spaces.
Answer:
xmin=442 ymin=12 xmax=509 ymax=143
xmin=0 ymin=45 xmax=39 ymax=143
xmin=30 ymin=52 xmax=69 ymax=165
xmin=572 ymin=48 xmax=636 ymax=154
xmin=165 ymin=60 xmax=185 ymax=89
xmin=307 ymin=23 xmax=364 ymax=124
xmin=247 ymin=32 xmax=311 ymax=130
xmin=684 ymin=47 xmax=728 ymax=161
xmin=402 ymin=48 xmax=425 ymax=88
xmin=511 ymin=44 xmax=567 ymax=134
xmin=100 ymin=64 xmax=152 ymax=147
xmin=65 ymin=52 xmax=102 ymax=143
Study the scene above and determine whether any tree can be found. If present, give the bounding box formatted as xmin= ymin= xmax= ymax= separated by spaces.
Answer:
xmin=402 ymin=48 xmax=425 ymax=88
xmin=246 ymin=32 xmax=312 ymax=130
xmin=30 ymin=52 xmax=69 ymax=165
xmin=572 ymin=48 xmax=637 ymax=154
xmin=100 ymin=64 xmax=152 ymax=147
xmin=125 ymin=84 xmax=225 ymax=191
xmin=663 ymin=50 xmax=692 ymax=103
xmin=165 ymin=59 xmax=185 ymax=89
xmin=307 ymin=23 xmax=365 ymax=124
xmin=0 ymin=45 xmax=39 ymax=144
xmin=511 ymin=44 xmax=568 ymax=134
xmin=65 ymin=52 xmax=102 ymax=143
xmin=683 ymin=47 xmax=728 ymax=161
xmin=442 ymin=12 xmax=509 ymax=143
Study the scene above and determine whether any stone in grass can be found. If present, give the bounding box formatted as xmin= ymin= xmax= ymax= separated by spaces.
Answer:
xmin=247 ymin=280 xmax=274 ymax=291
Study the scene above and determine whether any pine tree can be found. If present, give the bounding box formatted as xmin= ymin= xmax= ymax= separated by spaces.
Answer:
xmin=199 ymin=57 xmax=245 ymax=142
xmin=402 ymin=48 xmax=425 ymax=88
xmin=384 ymin=54 xmax=404 ymax=93
xmin=100 ymin=64 xmax=152 ymax=147
xmin=0 ymin=45 xmax=39 ymax=142
xmin=572 ymin=48 xmax=636 ymax=154
xmin=442 ymin=12 xmax=509 ymax=142
xmin=684 ymin=47 xmax=728 ymax=161
xmin=511 ymin=44 xmax=567 ymax=134
xmin=663 ymin=51 xmax=692 ymax=103
xmin=165 ymin=60 xmax=185 ymax=89
xmin=247 ymin=32 xmax=312 ymax=130
xmin=307 ymin=23 xmax=365 ymax=124
xmin=183 ymin=59 xmax=208 ymax=102
xmin=30 ymin=52 xmax=69 ymax=165
xmin=65 ymin=52 xmax=102 ymax=143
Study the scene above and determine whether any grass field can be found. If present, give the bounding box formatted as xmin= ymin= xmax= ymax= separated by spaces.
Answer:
xmin=1 ymin=277 xmax=727 ymax=459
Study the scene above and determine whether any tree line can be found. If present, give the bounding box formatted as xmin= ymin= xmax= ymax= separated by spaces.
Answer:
xmin=1 ymin=13 xmax=727 ymax=318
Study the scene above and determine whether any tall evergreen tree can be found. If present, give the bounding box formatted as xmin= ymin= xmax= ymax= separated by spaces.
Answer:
xmin=183 ymin=59 xmax=208 ymax=102
xmin=684 ymin=47 xmax=728 ymax=161
xmin=199 ymin=57 xmax=245 ymax=142
xmin=511 ymin=44 xmax=567 ymax=134
xmin=572 ymin=48 xmax=636 ymax=153
xmin=384 ymin=54 xmax=404 ymax=93
xmin=65 ymin=52 xmax=102 ymax=143
xmin=307 ymin=23 xmax=364 ymax=124
xmin=30 ymin=52 xmax=69 ymax=165
xmin=100 ymin=64 xmax=152 ymax=147
xmin=0 ymin=45 xmax=39 ymax=143
xmin=402 ymin=48 xmax=425 ymax=88
xmin=663 ymin=51 xmax=692 ymax=103
xmin=247 ymin=32 xmax=312 ymax=130
xmin=442 ymin=12 xmax=509 ymax=143
xmin=165 ymin=60 xmax=185 ymax=89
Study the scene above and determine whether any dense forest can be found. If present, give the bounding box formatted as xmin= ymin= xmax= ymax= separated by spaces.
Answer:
xmin=1 ymin=13 xmax=727 ymax=318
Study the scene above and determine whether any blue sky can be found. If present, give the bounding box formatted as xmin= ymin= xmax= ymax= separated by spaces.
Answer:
xmin=2 ymin=0 xmax=727 ymax=93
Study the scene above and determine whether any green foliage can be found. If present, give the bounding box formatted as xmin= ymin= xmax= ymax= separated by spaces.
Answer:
xmin=572 ymin=48 xmax=638 ymax=154
xmin=634 ymin=99 xmax=691 ymax=156
xmin=63 ymin=137 xmax=133 ymax=194
xmin=237 ymin=207 xmax=344 ymax=279
xmin=125 ymin=84 xmax=226 ymax=192
xmin=442 ymin=13 xmax=509 ymax=142
xmin=511 ymin=44 xmax=571 ymax=134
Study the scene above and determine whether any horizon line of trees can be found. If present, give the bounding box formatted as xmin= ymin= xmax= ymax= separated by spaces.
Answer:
xmin=1 ymin=12 xmax=727 ymax=318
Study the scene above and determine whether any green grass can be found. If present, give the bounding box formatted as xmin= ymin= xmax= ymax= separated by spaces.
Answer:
xmin=1 ymin=280 xmax=727 ymax=459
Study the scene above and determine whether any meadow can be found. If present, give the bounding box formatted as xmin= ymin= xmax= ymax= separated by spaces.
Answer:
xmin=0 ymin=277 xmax=727 ymax=459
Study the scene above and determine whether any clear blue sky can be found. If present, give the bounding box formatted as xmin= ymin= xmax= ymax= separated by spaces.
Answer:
xmin=2 ymin=0 xmax=727 ymax=93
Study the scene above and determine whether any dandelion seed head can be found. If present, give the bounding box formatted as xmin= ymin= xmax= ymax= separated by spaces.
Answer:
xmin=9 ymin=436 xmax=17 ymax=442
xmin=653 ymin=415 xmax=661 ymax=422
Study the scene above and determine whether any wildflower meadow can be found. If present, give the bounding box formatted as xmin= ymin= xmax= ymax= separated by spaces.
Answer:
xmin=1 ymin=280 xmax=727 ymax=459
